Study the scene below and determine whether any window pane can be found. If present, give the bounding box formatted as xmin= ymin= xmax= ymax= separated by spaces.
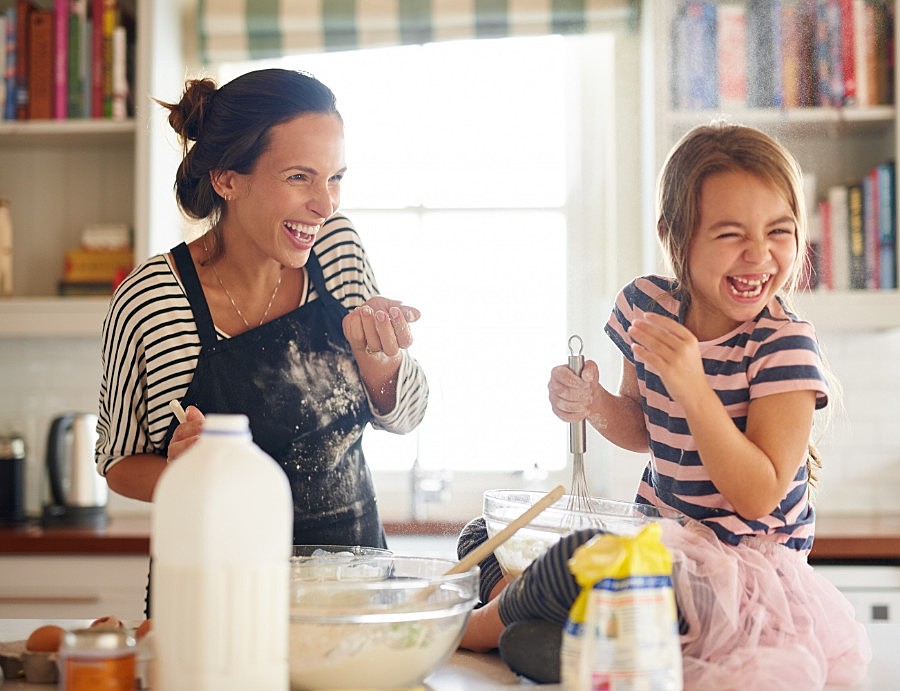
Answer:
xmin=225 ymin=36 xmax=568 ymax=210
xmin=354 ymin=210 xmax=567 ymax=472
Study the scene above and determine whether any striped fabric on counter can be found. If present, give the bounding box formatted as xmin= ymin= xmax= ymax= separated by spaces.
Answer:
xmin=197 ymin=0 xmax=637 ymax=63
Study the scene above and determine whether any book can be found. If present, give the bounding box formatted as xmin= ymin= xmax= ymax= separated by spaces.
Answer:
xmin=847 ymin=181 xmax=865 ymax=288
xmin=26 ymin=9 xmax=54 ymax=120
xmin=3 ymin=6 xmax=13 ymax=120
xmin=0 ymin=14 xmax=6 ymax=118
xmin=818 ymin=196 xmax=833 ymax=289
xmin=839 ymin=0 xmax=857 ymax=103
xmin=746 ymin=0 xmax=783 ymax=107
xmin=57 ymin=279 xmax=115 ymax=295
xmin=89 ymin=0 xmax=102 ymax=116
xmin=111 ymin=22 xmax=125 ymax=119
xmin=862 ymin=168 xmax=879 ymax=288
xmin=816 ymin=0 xmax=845 ymax=107
xmin=67 ymin=0 xmax=87 ymax=118
xmin=15 ymin=0 xmax=33 ymax=120
xmin=101 ymin=0 xmax=116 ymax=117
xmin=63 ymin=247 xmax=133 ymax=282
xmin=717 ymin=3 xmax=746 ymax=108
xmin=877 ymin=161 xmax=896 ymax=289
xmin=853 ymin=0 xmax=871 ymax=105
xmin=828 ymin=184 xmax=850 ymax=290
xmin=53 ymin=0 xmax=67 ymax=119
xmin=670 ymin=1 xmax=718 ymax=110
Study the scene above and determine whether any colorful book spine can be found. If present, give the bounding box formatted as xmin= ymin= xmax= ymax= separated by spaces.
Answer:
xmin=3 ymin=6 xmax=13 ymax=121
xmin=53 ymin=0 xmax=67 ymax=119
xmin=101 ymin=0 xmax=116 ymax=118
xmin=816 ymin=0 xmax=845 ymax=107
xmin=670 ymin=1 xmax=718 ymax=110
xmin=717 ymin=3 xmax=747 ymax=108
xmin=747 ymin=0 xmax=783 ymax=107
xmin=828 ymin=184 xmax=850 ymax=290
xmin=877 ymin=161 xmax=896 ymax=289
xmin=863 ymin=168 xmax=879 ymax=288
xmin=27 ymin=9 xmax=54 ymax=120
xmin=818 ymin=196 xmax=834 ymax=290
xmin=89 ymin=0 xmax=102 ymax=117
xmin=839 ymin=0 xmax=857 ymax=103
xmin=847 ymin=181 xmax=866 ymax=288
xmin=15 ymin=0 xmax=32 ymax=120
xmin=67 ymin=0 xmax=87 ymax=118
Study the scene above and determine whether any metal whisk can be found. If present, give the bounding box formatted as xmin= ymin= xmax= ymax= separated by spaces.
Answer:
xmin=566 ymin=334 xmax=592 ymax=514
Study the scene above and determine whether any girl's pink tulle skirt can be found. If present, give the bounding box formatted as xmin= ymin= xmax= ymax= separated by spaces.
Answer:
xmin=660 ymin=520 xmax=872 ymax=690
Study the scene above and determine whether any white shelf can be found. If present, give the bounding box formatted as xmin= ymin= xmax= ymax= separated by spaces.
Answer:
xmin=0 ymin=119 xmax=136 ymax=147
xmin=0 ymin=297 xmax=109 ymax=338
xmin=793 ymin=291 xmax=900 ymax=332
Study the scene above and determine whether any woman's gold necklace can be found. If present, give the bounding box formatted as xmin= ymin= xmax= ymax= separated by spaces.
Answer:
xmin=202 ymin=235 xmax=284 ymax=328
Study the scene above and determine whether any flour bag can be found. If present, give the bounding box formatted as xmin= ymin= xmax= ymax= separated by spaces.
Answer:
xmin=560 ymin=522 xmax=682 ymax=691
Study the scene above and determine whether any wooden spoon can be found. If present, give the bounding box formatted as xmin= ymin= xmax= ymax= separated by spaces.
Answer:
xmin=444 ymin=484 xmax=565 ymax=576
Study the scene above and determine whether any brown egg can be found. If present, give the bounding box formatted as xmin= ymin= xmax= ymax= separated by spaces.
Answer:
xmin=25 ymin=624 xmax=66 ymax=652
xmin=135 ymin=618 xmax=152 ymax=640
xmin=89 ymin=615 xmax=124 ymax=629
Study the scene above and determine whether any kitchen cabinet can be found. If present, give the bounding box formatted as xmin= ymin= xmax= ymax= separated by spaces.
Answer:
xmin=0 ymin=0 xmax=185 ymax=338
xmin=640 ymin=0 xmax=900 ymax=331
xmin=0 ymin=555 xmax=147 ymax=620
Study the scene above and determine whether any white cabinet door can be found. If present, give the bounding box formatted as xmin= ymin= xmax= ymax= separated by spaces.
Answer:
xmin=815 ymin=565 xmax=900 ymax=624
xmin=0 ymin=555 xmax=148 ymax=621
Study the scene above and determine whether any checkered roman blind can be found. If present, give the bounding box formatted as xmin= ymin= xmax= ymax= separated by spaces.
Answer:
xmin=197 ymin=0 xmax=638 ymax=64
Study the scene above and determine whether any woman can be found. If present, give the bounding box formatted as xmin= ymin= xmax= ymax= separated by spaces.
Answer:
xmin=96 ymin=68 xmax=428 ymax=552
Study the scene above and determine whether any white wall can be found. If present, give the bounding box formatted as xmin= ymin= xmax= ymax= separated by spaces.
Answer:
xmin=1 ymin=326 xmax=899 ymax=521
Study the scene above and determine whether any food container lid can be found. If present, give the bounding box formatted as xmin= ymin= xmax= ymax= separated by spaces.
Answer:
xmin=0 ymin=435 xmax=25 ymax=459
xmin=61 ymin=628 xmax=135 ymax=653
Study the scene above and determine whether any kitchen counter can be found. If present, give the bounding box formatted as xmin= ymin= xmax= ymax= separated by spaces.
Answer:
xmin=0 ymin=619 xmax=897 ymax=690
xmin=2 ymin=514 xmax=900 ymax=562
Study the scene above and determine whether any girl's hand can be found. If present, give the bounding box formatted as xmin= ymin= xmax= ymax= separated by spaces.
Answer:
xmin=342 ymin=297 xmax=421 ymax=359
xmin=628 ymin=313 xmax=706 ymax=403
xmin=167 ymin=405 xmax=204 ymax=462
xmin=547 ymin=359 xmax=601 ymax=423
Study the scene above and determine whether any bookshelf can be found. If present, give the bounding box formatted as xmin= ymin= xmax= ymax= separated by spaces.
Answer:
xmin=0 ymin=0 xmax=184 ymax=337
xmin=641 ymin=0 xmax=900 ymax=331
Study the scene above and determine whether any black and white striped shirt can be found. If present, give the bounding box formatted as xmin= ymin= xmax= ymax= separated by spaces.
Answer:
xmin=96 ymin=214 xmax=428 ymax=475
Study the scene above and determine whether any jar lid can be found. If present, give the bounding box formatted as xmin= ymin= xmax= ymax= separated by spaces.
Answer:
xmin=62 ymin=628 xmax=136 ymax=652
xmin=0 ymin=435 xmax=25 ymax=459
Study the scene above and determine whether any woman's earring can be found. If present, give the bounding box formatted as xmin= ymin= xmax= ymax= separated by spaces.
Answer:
xmin=223 ymin=194 xmax=232 ymax=202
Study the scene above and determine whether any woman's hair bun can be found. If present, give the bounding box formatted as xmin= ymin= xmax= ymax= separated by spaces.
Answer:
xmin=168 ymin=77 xmax=218 ymax=142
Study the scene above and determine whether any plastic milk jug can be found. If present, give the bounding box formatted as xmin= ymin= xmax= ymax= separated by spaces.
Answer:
xmin=151 ymin=414 xmax=293 ymax=691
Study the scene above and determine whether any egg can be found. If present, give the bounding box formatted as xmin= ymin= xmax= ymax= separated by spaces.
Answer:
xmin=135 ymin=618 xmax=152 ymax=640
xmin=89 ymin=615 xmax=124 ymax=629
xmin=25 ymin=624 xmax=65 ymax=652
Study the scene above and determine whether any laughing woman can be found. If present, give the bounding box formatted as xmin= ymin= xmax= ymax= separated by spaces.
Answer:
xmin=96 ymin=69 xmax=428 ymax=576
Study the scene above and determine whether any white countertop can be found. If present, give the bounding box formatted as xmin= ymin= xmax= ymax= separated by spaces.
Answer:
xmin=0 ymin=619 xmax=896 ymax=689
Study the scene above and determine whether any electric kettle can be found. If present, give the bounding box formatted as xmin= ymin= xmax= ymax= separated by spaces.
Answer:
xmin=41 ymin=413 xmax=108 ymax=527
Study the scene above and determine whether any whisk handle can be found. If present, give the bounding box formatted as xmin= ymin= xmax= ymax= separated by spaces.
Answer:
xmin=568 ymin=352 xmax=586 ymax=454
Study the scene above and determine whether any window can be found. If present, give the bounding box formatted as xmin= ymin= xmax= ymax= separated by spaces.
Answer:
xmin=218 ymin=34 xmax=621 ymax=480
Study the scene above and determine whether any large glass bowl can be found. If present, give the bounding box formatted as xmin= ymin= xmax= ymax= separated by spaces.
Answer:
xmin=289 ymin=555 xmax=478 ymax=690
xmin=483 ymin=489 xmax=684 ymax=578
xmin=290 ymin=544 xmax=392 ymax=581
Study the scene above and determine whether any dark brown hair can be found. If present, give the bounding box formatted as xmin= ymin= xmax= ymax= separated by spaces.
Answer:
xmin=157 ymin=68 xmax=340 ymax=230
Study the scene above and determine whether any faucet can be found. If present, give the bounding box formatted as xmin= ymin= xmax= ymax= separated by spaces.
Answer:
xmin=410 ymin=458 xmax=452 ymax=521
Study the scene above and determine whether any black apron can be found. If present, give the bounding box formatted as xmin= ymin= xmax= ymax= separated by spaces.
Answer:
xmin=165 ymin=242 xmax=386 ymax=548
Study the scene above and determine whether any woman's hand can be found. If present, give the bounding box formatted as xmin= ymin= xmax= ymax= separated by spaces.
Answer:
xmin=167 ymin=405 xmax=204 ymax=462
xmin=342 ymin=297 xmax=421 ymax=359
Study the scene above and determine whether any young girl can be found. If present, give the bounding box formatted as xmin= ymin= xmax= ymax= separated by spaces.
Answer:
xmin=458 ymin=122 xmax=871 ymax=689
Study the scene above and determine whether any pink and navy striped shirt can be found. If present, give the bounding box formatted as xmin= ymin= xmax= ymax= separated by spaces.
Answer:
xmin=605 ymin=275 xmax=828 ymax=552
